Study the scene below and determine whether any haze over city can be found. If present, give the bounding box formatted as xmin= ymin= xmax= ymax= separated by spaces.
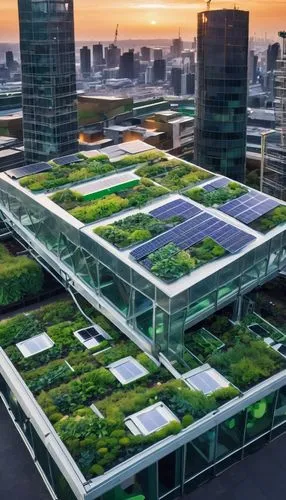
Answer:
xmin=0 ymin=0 xmax=285 ymax=41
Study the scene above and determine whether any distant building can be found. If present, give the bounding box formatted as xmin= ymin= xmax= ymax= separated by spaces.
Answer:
xmin=195 ymin=8 xmax=249 ymax=182
xmin=153 ymin=48 xmax=163 ymax=61
xmin=106 ymin=44 xmax=121 ymax=68
xmin=171 ymin=37 xmax=183 ymax=58
xmin=80 ymin=46 xmax=91 ymax=77
xmin=141 ymin=47 xmax=151 ymax=62
xmin=267 ymin=42 xmax=280 ymax=72
xmin=5 ymin=51 xmax=14 ymax=71
xmin=171 ymin=67 xmax=182 ymax=95
xmin=119 ymin=50 xmax=135 ymax=80
xmin=153 ymin=59 xmax=166 ymax=82
xmin=18 ymin=0 xmax=78 ymax=163
xmin=171 ymin=68 xmax=195 ymax=96
xmin=93 ymin=43 xmax=104 ymax=70
xmin=248 ymin=50 xmax=258 ymax=84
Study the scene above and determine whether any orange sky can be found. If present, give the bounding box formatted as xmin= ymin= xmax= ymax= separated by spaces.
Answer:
xmin=0 ymin=0 xmax=284 ymax=41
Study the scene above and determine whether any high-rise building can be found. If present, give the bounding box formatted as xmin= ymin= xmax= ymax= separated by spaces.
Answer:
xmin=18 ymin=0 xmax=78 ymax=163
xmin=93 ymin=43 xmax=104 ymax=70
xmin=106 ymin=44 xmax=121 ymax=68
xmin=5 ymin=51 xmax=14 ymax=71
xmin=171 ymin=37 xmax=183 ymax=58
xmin=267 ymin=42 xmax=280 ymax=72
xmin=153 ymin=48 xmax=163 ymax=61
xmin=80 ymin=46 xmax=91 ymax=77
xmin=119 ymin=50 xmax=135 ymax=79
xmin=195 ymin=9 xmax=249 ymax=181
xmin=153 ymin=59 xmax=166 ymax=82
xmin=141 ymin=46 xmax=151 ymax=62
xmin=171 ymin=67 xmax=182 ymax=95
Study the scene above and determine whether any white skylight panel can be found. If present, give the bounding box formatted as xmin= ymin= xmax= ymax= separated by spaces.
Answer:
xmin=108 ymin=356 xmax=148 ymax=384
xmin=125 ymin=402 xmax=179 ymax=436
xmin=16 ymin=333 xmax=54 ymax=358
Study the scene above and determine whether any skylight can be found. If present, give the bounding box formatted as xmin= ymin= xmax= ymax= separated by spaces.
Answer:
xmin=74 ymin=325 xmax=110 ymax=349
xmin=184 ymin=368 xmax=230 ymax=395
xmin=125 ymin=402 xmax=179 ymax=436
xmin=16 ymin=333 xmax=54 ymax=358
xmin=108 ymin=356 xmax=148 ymax=385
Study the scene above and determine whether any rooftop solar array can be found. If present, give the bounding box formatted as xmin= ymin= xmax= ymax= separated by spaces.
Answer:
xmin=150 ymin=198 xmax=202 ymax=221
xmin=185 ymin=368 xmax=229 ymax=395
xmin=53 ymin=154 xmax=82 ymax=166
xmin=6 ymin=162 xmax=52 ymax=180
xmin=74 ymin=325 xmax=108 ymax=349
xmin=219 ymin=191 xmax=280 ymax=225
xmin=131 ymin=204 xmax=256 ymax=262
xmin=203 ymin=177 xmax=229 ymax=192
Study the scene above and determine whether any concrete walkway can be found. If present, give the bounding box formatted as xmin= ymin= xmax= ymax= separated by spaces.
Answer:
xmin=0 ymin=400 xmax=51 ymax=500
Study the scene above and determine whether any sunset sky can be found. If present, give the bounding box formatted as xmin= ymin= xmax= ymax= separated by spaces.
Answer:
xmin=0 ymin=0 xmax=284 ymax=41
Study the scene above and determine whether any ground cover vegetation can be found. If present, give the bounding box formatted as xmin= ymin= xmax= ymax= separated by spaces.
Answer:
xmin=94 ymin=213 xmax=184 ymax=248
xmin=135 ymin=159 xmax=213 ymax=190
xmin=19 ymin=151 xmax=166 ymax=193
xmin=185 ymin=182 xmax=248 ymax=207
xmin=146 ymin=237 xmax=226 ymax=282
xmin=0 ymin=299 xmax=239 ymax=479
xmin=250 ymin=206 xmax=286 ymax=232
xmin=0 ymin=244 xmax=43 ymax=305
xmin=50 ymin=178 xmax=168 ymax=224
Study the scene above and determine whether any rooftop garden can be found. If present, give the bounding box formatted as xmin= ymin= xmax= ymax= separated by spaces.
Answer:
xmin=94 ymin=212 xmax=184 ymax=249
xmin=50 ymin=179 xmax=168 ymax=224
xmin=144 ymin=238 xmax=226 ymax=282
xmin=185 ymin=181 xmax=248 ymax=207
xmin=185 ymin=315 xmax=286 ymax=391
xmin=250 ymin=206 xmax=286 ymax=233
xmin=0 ymin=243 xmax=43 ymax=306
xmin=135 ymin=159 xmax=213 ymax=191
xmin=19 ymin=150 xmax=166 ymax=193
xmin=1 ymin=299 xmax=239 ymax=479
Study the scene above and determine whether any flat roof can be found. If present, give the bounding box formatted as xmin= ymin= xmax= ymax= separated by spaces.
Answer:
xmin=73 ymin=172 xmax=139 ymax=196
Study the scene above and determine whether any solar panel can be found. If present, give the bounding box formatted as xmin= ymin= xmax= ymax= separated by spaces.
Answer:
xmin=203 ymin=177 xmax=229 ymax=192
xmin=16 ymin=333 xmax=54 ymax=358
xmin=53 ymin=154 xmax=82 ymax=166
xmin=150 ymin=199 xmax=202 ymax=221
xmin=6 ymin=162 xmax=52 ymax=180
xmin=109 ymin=357 xmax=148 ymax=384
xmin=137 ymin=409 xmax=167 ymax=433
xmin=186 ymin=372 xmax=223 ymax=394
xmin=116 ymin=361 xmax=143 ymax=381
xmin=219 ymin=190 xmax=281 ymax=225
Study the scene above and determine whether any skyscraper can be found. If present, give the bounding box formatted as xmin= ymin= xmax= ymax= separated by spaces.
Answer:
xmin=195 ymin=9 xmax=249 ymax=181
xmin=5 ymin=51 xmax=14 ymax=71
xmin=153 ymin=48 xmax=163 ymax=61
xmin=18 ymin=0 xmax=78 ymax=163
xmin=248 ymin=50 xmax=258 ymax=84
xmin=80 ymin=46 xmax=91 ymax=77
xmin=93 ymin=43 xmax=104 ymax=70
xmin=106 ymin=44 xmax=121 ymax=68
xmin=171 ymin=36 xmax=183 ymax=58
xmin=153 ymin=59 xmax=166 ymax=82
xmin=119 ymin=50 xmax=135 ymax=79
xmin=141 ymin=46 xmax=151 ymax=62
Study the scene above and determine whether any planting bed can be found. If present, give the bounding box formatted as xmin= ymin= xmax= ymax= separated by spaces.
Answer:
xmin=185 ymin=181 xmax=248 ymax=207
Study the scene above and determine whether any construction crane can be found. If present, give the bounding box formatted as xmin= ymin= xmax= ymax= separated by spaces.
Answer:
xmin=114 ymin=24 xmax=119 ymax=45
xmin=206 ymin=0 xmax=212 ymax=10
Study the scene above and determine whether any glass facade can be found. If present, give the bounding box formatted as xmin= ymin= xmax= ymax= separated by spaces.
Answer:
xmin=0 ymin=179 xmax=285 ymax=366
xmin=1 ymin=371 xmax=286 ymax=500
xmin=18 ymin=0 xmax=78 ymax=163
xmin=195 ymin=9 xmax=249 ymax=181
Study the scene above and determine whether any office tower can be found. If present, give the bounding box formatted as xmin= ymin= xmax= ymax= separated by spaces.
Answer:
xmin=5 ymin=51 xmax=14 ymax=71
xmin=80 ymin=46 xmax=91 ymax=77
xmin=182 ymin=73 xmax=195 ymax=95
xmin=267 ymin=42 xmax=280 ymax=72
xmin=93 ymin=43 xmax=104 ymax=70
xmin=119 ymin=50 xmax=135 ymax=79
xmin=18 ymin=0 xmax=78 ymax=163
xmin=153 ymin=48 xmax=163 ymax=61
xmin=141 ymin=46 xmax=151 ymax=62
xmin=153 ymin=59 xmax=166 ymax=82
xmin=248 ymin=50 xmax=258 ymax=84
xmin=145 ymin=65 xmax=153 ymax=84
xmin=106 ymin=44 xmax=121 ymax=68
xmin=171 ymin=67 xmax=182 ymax=95
xmin=195 ymin=9 xmax=249 ymax=181
xmin=262 ymin=32 xmax=286 ymax=200
xmin=171 ymin=37 xmax=183 ymax=58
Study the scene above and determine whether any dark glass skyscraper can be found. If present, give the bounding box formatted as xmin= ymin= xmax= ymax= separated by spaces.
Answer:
xmin=18 ymin=0 xmax=78 ymax=163
xmin=195 ymin=9 xmax=249 ymax=181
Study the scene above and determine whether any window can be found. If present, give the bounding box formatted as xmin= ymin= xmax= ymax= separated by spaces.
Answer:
xmin=109 ymin=356 xmax=148 ymax=385
xmin=16 ymin=333 xmax=54 ymax=358
xmin=125 ymin=402 xmax=179 ymax=436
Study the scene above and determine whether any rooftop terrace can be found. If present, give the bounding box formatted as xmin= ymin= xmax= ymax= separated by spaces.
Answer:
xmin=1 ymin=298 xmax=286 ymax=486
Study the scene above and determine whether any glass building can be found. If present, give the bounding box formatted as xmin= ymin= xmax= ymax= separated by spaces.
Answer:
xmin=18 ymin=0 xmax=78 ymax=163
xmin=195 ymin=9 xmax=249 ymax=182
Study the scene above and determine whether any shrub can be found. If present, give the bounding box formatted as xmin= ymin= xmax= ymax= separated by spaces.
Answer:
xmin=182 ymin=414 xmax=194 ymax=428
xmin=186 ymin=182 xmax=248 ymax=207
xmin=69 ymin=194 xmax=129 ymax=223
xmin=0 ymin=245 xmax=43 ymax=306
xmin=90 ymin=464 xmax=104 ymax=476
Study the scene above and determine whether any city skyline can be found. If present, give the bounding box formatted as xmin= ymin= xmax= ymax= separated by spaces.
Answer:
xmin=0 ymin=0 xmax=285 ymax=42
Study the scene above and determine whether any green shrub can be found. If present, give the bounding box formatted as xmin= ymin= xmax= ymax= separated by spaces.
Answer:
xmin=253 ymin=206 xmax=286 ymax=232
xmin=182 ymin=414 xmax=194 ymax=428
xmin=0 ymin=245 xmax=43 ymax=306
xmin=69 ymin=194 xmax=129 ymax=223
xmin=90 ymin=464 xmax=104 ymax=476
xmin=186 ymin=182 xmax=248 ymax=207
